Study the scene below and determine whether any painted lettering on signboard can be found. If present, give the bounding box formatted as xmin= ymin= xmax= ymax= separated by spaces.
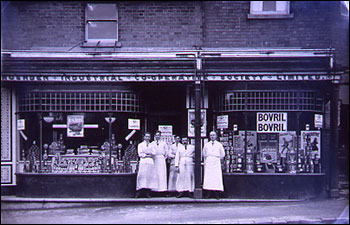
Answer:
xmin=257 ymin=112 xmax=287 ymax=133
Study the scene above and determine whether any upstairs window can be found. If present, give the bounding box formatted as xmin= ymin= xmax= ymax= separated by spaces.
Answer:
xmin=85 ymin=3 xmax=118 ymax=45
xmin=248 ymin=1 xmax=294 ymax=19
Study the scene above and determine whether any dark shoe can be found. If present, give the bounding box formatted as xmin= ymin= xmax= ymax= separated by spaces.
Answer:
xmin=176 ymin=192 xmax=183 ymax=198
xmin=189 ymin=192 xmax=194 ymax=198
xmin=135 ymin=191 xmax=141 ymax=198
xmin=215 ymin=191 xmax=220 ymax=200
xmin=145 ymin=189 xmax=152 ymax=198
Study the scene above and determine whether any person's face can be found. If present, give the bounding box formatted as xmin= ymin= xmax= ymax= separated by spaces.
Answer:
xmin=210 ymin=132 xmax=217 ymax=141
xmin=175 ymin=136 xmax=180 ymax=143
xmin=155 ymin=132 xmax=161 ymax=140
xmin=144 ymin=134 xmax=151 ymax=142
xmin=182 ymin=138 xmax=188 ymax=145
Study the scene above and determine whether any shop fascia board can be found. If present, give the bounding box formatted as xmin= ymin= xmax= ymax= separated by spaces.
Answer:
xmin=2 ymin=48 xmax=334 ymax=61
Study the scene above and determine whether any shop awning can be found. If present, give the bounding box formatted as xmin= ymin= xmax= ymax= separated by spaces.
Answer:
xmin=1 ymin=48 xmax=343 ymax=83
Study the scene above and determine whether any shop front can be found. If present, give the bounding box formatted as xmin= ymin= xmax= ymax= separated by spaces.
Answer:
xmin=1 ymin=49 xmax=342 ymax=199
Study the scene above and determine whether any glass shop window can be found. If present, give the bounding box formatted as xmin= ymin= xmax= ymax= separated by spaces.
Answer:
xmin=219 ymin=112 xmax=322 ymax=174
xmin=85 ymin=3 xmax=118 ymax=42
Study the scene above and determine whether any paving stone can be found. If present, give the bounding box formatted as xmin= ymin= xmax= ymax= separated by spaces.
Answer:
xmin=253 ymin=218 xmax=273 ymax=224
xmin=271 ymin=218 xmax=288 ymax=224
xmin=237 ymin=219 xmax=255 ymax=224
xmin=299 ymin=218 xmax=323 ymax=224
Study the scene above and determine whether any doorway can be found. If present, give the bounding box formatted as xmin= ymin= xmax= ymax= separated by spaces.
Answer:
xmin=136 ymin=82 xmax=188 ymax=137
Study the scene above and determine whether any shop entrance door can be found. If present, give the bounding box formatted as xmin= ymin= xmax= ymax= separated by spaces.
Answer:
xmin=139 ymin=83 xmax=188 ymax=138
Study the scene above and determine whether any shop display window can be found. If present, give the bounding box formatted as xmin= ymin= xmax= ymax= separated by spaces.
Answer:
xmin=17 ymin=91 xmax=143 ymax=174
xmin=217 ymin=91 xmax=324 ymax=174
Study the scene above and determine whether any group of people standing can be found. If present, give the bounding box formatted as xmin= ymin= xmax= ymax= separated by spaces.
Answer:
xmin=136 ymin=130 xmax=225 ymax=199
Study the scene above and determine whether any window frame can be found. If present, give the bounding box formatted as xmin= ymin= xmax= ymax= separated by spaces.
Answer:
xmin=248 ymin=1 xmax=294 ymax=19
xmin=84 ymin=3 xmax=119 ymax=46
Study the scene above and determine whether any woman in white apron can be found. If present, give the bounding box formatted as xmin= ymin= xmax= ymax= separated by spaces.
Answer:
xmin=203 ymin=131 xmax=225 ymax=199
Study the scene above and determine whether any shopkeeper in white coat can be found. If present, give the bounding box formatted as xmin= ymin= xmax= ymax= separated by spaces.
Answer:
xmin=150 ymin=130 xmax=168 ymax=196
xmin=175 ymin=137 xmax=195 ymax=198
xmin=135 ymin=132 xmax=157 ymax=198
xmin=167 ymin=135 xmax=182 ymax=195
xmin=202 ymin=131 xmax=225 ymax=199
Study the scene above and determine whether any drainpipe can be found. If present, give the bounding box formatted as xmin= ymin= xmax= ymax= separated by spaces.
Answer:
xmin=194 ymin=54 xmax=203 ymax=199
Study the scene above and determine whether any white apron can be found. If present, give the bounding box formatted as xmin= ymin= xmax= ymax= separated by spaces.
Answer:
xmin=151 ymin=140 xmax=168 ymax=192
xmin=136 ymin=141 xmax=157 ymax=191
xmin=202 ymin=141 xmax=225 ymax=191
xmin=167 ymin=143 xmax=182 ymax=191
xmin=175 ymin=144 xmax=195 ymax=192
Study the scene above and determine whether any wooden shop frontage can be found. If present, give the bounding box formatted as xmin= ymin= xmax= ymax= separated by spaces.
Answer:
xmin=1 ymin=49 xmax=342 ymax=199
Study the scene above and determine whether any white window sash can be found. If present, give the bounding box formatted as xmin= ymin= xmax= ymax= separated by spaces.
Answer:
xmin=250 ymin=1 xmax=290 ymax=15
xmin=85 ymin=3 xmax=118 ymax=42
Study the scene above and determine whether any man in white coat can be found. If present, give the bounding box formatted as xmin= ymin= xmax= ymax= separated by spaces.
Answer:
xmin=150 ymin=130 xmax=168 ymax=196
xmin=175 ymin=137 xmax=195 ymax=198
xmin=167 ymin=135 xmax=182 ymax=196
xmin=135 ymin=132 xmax=157 ymax=198
xmin=203 ymin=131 xmax=225 ymax=199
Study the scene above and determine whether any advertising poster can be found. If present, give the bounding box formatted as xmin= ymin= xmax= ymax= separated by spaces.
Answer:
xmin=217 ymin=115 xmax=228 ymax=129
xmin=259 ymin=133 xmax=278 ymax=163
xmin=158 ymin=125 xmax=173 ymax=136
xmin=257 ymin=112 xmax=287 ymax=133
xmin=67 ymin=115 xmax=84 ymax=137
xmin=128 ymin=118 xmax=140 ymax=130
xmin=188 ymin=109 xmax=207 ymax=137
xmin=301 ymin=131 xmax=321 ymax=158
xmin=233 ymin=131 xmax=257 ymax=153
xmin=233 ymin=135 xmax=243 ymax=153
xmin=278 ymin=131 xmax=296 ymax=158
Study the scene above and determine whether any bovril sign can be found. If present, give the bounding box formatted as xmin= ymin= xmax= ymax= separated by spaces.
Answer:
xmin=257 ymin=112 xmax=287 ymax=133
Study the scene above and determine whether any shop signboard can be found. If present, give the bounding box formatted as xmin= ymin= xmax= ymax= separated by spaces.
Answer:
xmin=128 ymin=118 xmax=140 ymax=130
xmin=2 ymin=73 xmax=341 ymax=83
xmin=217 ymin=115 xmax=229 ymax=129
xmin=67 ymin=115 xmax=84 ymax=137
xmin=188 ymin=109 xmax=207 ymax=137
xmin=257 ymin=112 xmax=287 ymax=133
xmin=278 ymin=131 xmax=296 ymax=158
xmin=301 ymin=131 xmax=321 ymax=158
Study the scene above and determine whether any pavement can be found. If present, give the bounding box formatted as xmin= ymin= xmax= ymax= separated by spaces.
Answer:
xmin=1 ymin=195 xmax=349 ymax=224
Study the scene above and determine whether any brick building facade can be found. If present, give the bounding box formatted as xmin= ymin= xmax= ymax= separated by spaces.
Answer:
xmin=1 ymin=1 xmax=348 ymax=199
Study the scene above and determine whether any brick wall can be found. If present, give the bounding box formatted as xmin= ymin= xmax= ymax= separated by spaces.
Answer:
xmin=202 ymin=1 xmax=333 ymax=48
xmin=1 ymin=1 xmax=348 ymax=67
xmin=1 ymin=1 xmax=84 ymax=49
xmin=118 ymin=1 xmax=203 ymax=47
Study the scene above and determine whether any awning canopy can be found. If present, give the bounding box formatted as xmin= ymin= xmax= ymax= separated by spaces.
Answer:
xmin=1 ymin=48 xmax=342 ymax=83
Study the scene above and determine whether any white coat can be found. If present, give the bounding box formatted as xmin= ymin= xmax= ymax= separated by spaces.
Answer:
xmin=136 ymin=141 xmax=157 ymax=191
xmin=202 ymin=140 xmax=225 ymax=191
xmin=175 ymin=144 xmax=195 ymax=192
xmin=150 ymin=140 xmax=168 ymax=192
xmin=167 ymin=142 xmax=182 ymax=191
